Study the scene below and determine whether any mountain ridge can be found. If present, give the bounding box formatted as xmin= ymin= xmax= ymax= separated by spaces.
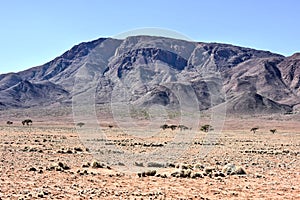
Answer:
xmin=0 ymin=36 xmax=299 ymax=115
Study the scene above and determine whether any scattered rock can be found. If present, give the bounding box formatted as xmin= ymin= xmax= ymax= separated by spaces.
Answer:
xmin=167 ymin=163 xmax=176 ymax=168
xmin=138 ymin=170 xmax=157 ymax=177
xmin=222 ymin=163 xmax=236 ymax=175
xmin=82 ymin=162 xmax=90 ymax=168
xmin=222 ymin=163 xmax=247 ymax=175
xmin=255 ymin=173 xmax=264 ymax=178
xmin=232 ymin=166 xmax=247 ymax=175
xmin=47 ymin=162 xmax=70 ymax=171
xmin=91 ymin=160 xmax=105 ymax=169
xmin=57 ymin=162 xmax=70 ymax=170
xmin=74 ymin=147 xmax=83 ymax=152
xmin=29 ymin=167 xmax=37 ymax=172
xmin=170 ymin=171 xmax=181 ymax=178
xmin=181 ymin=164 xmax=193 ymax=170
xmin=194 ymin=163 xmax=205 ymax=170
xmin=180 ymin=169 xmax=192 ymax=178
xmin=204 ymin=166 xmax=215 ymax=174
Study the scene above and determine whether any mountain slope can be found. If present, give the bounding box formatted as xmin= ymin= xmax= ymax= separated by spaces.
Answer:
xmin=0 ymin=36 xmax=299 ymax=115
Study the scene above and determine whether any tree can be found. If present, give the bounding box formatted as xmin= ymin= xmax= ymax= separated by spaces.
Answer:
xmin=160 ymin=124 xmax=169 ymax=130
xmin=76 ymin=122 xmax=85 ymax=127
xmin=250 ymin=127 xmax=259 ymax=133
xmin=201 ymin=124 xmax=212 ymax=132
xmin=22 ymin=119 xmax=32 ymax=126
xmin=169 ymin=125 xmax=177 ymax=130
xmin=270 ymin=129 xmax=276 ymax=134
xmin=178 ymin=125 xmax=189 ymax=131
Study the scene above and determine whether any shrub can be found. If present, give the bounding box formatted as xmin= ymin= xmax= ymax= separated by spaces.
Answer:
xmin=147 ymin=162 xmax=165 ymax=168
xmin=145 ymin=170 xmax=157 ymax=176
xmin=22 ymin=119 xmax=33 ymax=126
xmin=200 ymin=124 xmax=212 ymax=132
xmin=134 ymin=162 xmax=144 ymax=167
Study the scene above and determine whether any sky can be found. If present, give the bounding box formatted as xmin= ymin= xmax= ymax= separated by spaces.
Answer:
xmin=1 ymin=0 xmax=300 ymax=74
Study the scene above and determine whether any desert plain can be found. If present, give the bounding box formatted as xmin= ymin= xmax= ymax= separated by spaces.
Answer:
xmin=0 ymin=112 xmax=299 ymax=200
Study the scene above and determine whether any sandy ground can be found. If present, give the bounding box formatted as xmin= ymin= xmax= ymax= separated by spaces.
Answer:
xmin=0 ymin=117 xmax=299 ymax=199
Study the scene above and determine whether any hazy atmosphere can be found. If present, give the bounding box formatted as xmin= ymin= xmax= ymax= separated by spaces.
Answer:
xmin=1 ymin=0 xmax=300 ymax=74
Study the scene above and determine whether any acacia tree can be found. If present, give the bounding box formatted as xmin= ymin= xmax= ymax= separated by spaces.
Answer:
xmin=76 ymin=122 xmax=85 ymax=127
xmin=250 ymin=127 xmax=259 ymax=133
xmin=160 ymin=124 xmax=169 ymax=130
xmin=270 ymin=129 xmax=276 ymax=134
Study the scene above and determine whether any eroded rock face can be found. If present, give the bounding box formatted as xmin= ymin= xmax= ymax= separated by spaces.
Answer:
xmin=278 ymin=53 xmax=300 ymax=96
xmin=0 ymin=36 xmax=299 ymax=114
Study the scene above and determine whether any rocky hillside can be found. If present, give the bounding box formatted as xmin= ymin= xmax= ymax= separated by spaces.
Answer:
xmin=0 ymin=36 xmax=299 ymax=115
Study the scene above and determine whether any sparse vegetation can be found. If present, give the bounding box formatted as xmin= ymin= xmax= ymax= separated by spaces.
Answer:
xmin=270 ymin=129 xmax=277 ymax=134
xmin=147 ymin=162 xmax=165 ymax=168
xmin=134 ymin=162 xmax=144 ymax=167
xmin=200 ymin=124 xmax=212 ymax=132
xmin=22 ymin=119 xmax=32 ymax=126
xmin=160 ymin=124 xmax=169 ymax=130
xmin=169 ymin=125 xmax=177 ymax=130
xmin=250 ymin=127 xmax=259 ymax=133
xmin=160 ymin=124 xmax=190 ymax=131
xmin=6 ymin=121 xmax=13 ymax=125
xmin=76 ymin=122 xmax=85 ymax=127
xmin=0 ymin=118 xmax=298 ymax=199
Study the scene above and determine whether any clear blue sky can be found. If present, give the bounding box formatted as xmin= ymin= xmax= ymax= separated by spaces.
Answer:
xmin=1 ymin=0 xmax=300 ymax=74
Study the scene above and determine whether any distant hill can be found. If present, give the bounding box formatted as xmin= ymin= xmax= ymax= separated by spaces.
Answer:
xmin=0 ymin=36 xmax=299 ymax=115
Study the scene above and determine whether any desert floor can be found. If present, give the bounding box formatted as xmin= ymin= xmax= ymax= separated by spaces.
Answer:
xmin=0 ymin=117 xmax=299 ymax=200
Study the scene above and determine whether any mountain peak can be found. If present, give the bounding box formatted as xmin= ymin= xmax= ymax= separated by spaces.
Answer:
xmin=290 ymin=52 xmax=300 ymax=59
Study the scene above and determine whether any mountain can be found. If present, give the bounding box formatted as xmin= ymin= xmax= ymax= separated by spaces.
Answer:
xmin=0 ymin=36 xmax=299 ymax=115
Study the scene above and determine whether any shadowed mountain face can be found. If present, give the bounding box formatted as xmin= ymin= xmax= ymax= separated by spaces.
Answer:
xmin=0 ymin=36 xmax=299 ymax=114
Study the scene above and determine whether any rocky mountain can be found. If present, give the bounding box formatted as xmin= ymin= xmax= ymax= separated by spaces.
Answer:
xmin=0 ymin=36 xmax=299 ymax=115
